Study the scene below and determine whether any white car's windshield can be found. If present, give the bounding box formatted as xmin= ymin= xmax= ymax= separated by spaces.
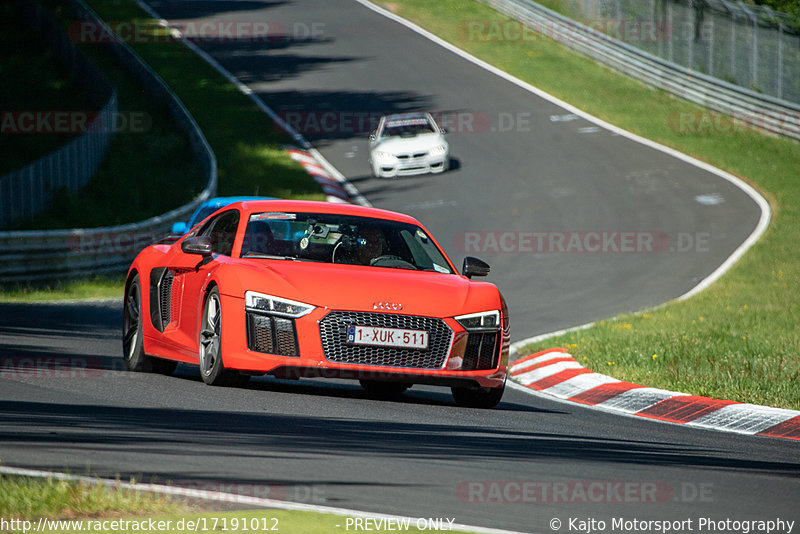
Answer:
xmin=241 ymin=212 xmax=453 ymax=273
xmin=382 ymin=117 xmax=436 ymax=138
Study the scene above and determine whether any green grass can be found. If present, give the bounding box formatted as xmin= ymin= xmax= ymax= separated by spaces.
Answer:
xmin=0 ymin=475 xmax=178 ymax=520
xmin=0 ymin=276 xmax=124 ymax=303
xmin=0 ymin=475 xmax=472 ymax=534
xmin=10 ymin=0 xmax=324 ymax=231
xmin=377 ymin=0 xmax=800 ymax=409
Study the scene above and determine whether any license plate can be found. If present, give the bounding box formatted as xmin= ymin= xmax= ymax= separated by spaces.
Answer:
xmin=347 ymin=325 xmax=429 ymax=349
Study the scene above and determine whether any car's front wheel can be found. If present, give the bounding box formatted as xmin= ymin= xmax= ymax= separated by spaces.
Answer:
xmin=122 ymin=274 xmax=176 ymax=375
xmin=199 ymin=287 xmax=249 ymax=387
xmin=451 ymin=384 xmax=504 ymax=409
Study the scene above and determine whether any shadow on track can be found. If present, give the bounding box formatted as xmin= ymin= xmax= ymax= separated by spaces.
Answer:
xmin=2 ymin=399 xmax=799 ymax=478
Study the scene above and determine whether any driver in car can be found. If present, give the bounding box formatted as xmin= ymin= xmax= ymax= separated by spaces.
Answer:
xmin=357 ymin=227 xmax=386 ymax=265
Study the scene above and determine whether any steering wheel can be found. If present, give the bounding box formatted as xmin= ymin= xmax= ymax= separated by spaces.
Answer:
xmin=369 ymin=255 xmax=417 ymax=269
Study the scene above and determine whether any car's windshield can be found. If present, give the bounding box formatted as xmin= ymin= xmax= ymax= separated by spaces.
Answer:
xmin=382 ymin=117 xmax=436 ymax=138
xmin=240 ymin=212 xmax=453 ymax=273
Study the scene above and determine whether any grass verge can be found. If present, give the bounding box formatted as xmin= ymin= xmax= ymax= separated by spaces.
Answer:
xmin=0 ymin=475 xmax=471 ymax=534
xmin=0 ymin=276 xmax=124 ymax=303
xmin=375 ymin=0 xmax=800 ymax=409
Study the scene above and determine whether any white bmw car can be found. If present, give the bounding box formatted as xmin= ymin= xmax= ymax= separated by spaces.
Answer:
xmin=369 ymin=112 xmax=449 ymax=178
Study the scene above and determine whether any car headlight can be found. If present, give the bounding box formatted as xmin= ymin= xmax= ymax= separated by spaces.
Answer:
xmin=455 ymin=310 xmax=500 ymax=331
xmin=373 ymin=151 xmax=396 ymax=161
xmin=245 ymin=291 xmax=315 ymax=318
xmin=429 ymin=144 xmax=448 ymax=157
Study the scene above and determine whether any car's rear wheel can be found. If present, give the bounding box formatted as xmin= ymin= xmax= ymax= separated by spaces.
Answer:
xmin=451 ymin=384 xmax=504 ymax=409
xmin=360 ymin=380 xmax=410 ymax=400
xmin=199 ymin=287 xmax=249 ymax=387
xmin=122 ymin=274 xmax=176 ymax=375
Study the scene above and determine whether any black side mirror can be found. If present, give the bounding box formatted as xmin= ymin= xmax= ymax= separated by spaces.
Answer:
xmin=181 ymin=235 xmax=213 ymax=257
xmin=462 ymin=256 xmax=490 ymax=279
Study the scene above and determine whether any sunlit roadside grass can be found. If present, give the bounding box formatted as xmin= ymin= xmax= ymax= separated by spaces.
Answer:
xmin=0 ymin=475 xmax=472 ymax=534
xmin=0 ymin=277 xmax=124 ymax=303
xmin=377 ymin=0 xmax=800 ymax=409
xmin=0 ymin=475 xmax=178 ymax=520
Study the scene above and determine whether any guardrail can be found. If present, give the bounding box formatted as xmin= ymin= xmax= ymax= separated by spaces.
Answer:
xmin=0 ymin=0 xmax=216 ymax=283
xmin=1 ymin=0 xmax=118 ymax=229
xmin=478 ymin=0 xmax=800 ymax=140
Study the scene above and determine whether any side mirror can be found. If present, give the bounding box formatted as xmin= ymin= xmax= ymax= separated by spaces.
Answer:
xmin=462 ymin=256 xmax=490 ymax=279
xmin=369 ymin=133 xmax=376 ymax=141
xmin=171 ymin=221 xmax=189 ymax=235
xmin=181 ymin=235 xmax=213 ymax=257
xmin=440 ymin=127 xmax=447 ymax=134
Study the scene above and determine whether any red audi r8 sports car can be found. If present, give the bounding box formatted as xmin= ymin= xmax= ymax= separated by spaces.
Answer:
xmin=123 ymin=200 xmax=509 ymax=407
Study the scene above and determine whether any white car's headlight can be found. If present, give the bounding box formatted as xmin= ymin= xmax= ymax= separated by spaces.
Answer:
xmin=373 ymin=151 xmax=396 ymax=161
xmin=245 ymin=291 xmax=315 ymax=318
xmin=455 ymin=310 xmax=500 ymax=331
xmin=429 ymin=144 xmax=448 ymax=157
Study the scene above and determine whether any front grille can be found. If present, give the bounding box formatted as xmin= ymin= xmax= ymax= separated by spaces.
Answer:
xmin=319 ymin=311 xmax=453 ymax=369
xmin=159 ymin=270 xmax=174 ymax=327
xmin=247 ymin=312 xmax=299 ymax=357
xmin=463 ymin=331 xmax=500 ymax=371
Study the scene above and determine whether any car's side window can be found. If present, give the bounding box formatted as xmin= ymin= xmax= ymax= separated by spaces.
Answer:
xmin=198 ymin=210 xmax=240 ymax=256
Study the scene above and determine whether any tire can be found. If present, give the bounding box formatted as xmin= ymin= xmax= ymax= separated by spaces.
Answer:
xmin=360 ymin=380 xmax=410 ymax=400
xmin=451 ymin=384 xmax=505 ymax=409
xmin=198 ymin=287 xmax=249 ymax=387
xmin=122 ymin=274 xmax=177 ymax=375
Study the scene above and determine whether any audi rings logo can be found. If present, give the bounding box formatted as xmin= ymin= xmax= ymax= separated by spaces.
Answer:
xmin=373 ymin=302 xmax=403 ymax=311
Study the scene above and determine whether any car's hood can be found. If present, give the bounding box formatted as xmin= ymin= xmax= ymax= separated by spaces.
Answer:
xmin=230 ymin=260 xmax=499 ymax=318
xmin=372 ymin=133 xmax=446 ymax=154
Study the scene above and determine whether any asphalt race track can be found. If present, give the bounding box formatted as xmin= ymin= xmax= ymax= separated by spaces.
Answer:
xmin=1 ymin=1 xmax=797 ymax=533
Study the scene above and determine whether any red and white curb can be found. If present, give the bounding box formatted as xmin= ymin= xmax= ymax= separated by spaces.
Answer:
xmin=287 ymin=148 xmax=352 ymax=204
xmin=510 ymin=348 xmax=800 ymax=441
